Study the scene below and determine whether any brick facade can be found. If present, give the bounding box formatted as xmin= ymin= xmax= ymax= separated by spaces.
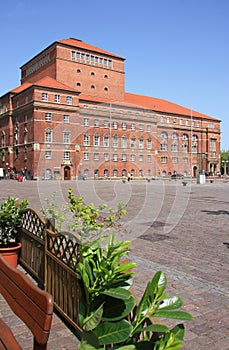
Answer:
xmin=0 ymin=38 xmax=221 ymax=180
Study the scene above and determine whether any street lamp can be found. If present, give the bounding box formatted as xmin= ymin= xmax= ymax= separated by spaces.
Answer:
xmin=222 ymin=160 xmax=228 ymax=176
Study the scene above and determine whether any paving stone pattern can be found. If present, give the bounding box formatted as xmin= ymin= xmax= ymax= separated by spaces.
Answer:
xmin=0 ymin=179 xmax=229 ymax=349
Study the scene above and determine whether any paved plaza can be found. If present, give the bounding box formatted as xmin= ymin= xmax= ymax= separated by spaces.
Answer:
xmin=0 ymin=178 xmax=229 ymax=349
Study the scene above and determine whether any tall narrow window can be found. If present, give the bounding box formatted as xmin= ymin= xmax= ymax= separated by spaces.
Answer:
xmin=45 ymin=129 xmax=52 ymax=143
xmin=63 ymin=131 xmax=70 ymax=144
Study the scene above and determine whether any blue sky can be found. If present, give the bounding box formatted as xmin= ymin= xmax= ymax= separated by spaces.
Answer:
xmin=1 ymin=0 xmax=228 ymax=149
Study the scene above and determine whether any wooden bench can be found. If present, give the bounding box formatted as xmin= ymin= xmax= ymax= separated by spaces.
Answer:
xmin=0 ymin=255 xmax=53 ymax=350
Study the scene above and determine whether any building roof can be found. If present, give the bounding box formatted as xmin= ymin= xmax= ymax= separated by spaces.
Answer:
xmin=125 ymin=92 xmax=219 ymax=121
xmin=11 ymin=77 xmax=79 ymax=94
xmin=57 ymin=38 xmax=125 ymax=60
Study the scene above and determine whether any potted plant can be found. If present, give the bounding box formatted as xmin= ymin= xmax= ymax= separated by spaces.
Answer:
xmin=0 ymin=196 xmax=28 ymax=267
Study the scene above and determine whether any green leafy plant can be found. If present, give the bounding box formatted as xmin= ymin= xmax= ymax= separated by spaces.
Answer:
xmin=67 ymin=189 xmax=126 ymax=238
xmin=41 ymin=192 xmax=67 ymax=231
xmin=77 ymin=235 xmax=193 ymax=350
xmin=0 ymin=197 xmax=28 ymax=247
xmin=41 ymin=189 xmax=126 ymax=238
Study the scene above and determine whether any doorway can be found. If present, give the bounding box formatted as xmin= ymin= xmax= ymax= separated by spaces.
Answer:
xmin=64 ymin=166 xmax=71 ymax=180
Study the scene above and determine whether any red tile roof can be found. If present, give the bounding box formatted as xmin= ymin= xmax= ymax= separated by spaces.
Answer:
xmin=125 ymin=92 xmax=218 ymax=120
xmin=57 ymin=38 xmax=124 ymax=60
xmin=11 ymin=77 xmax=79 ymax=94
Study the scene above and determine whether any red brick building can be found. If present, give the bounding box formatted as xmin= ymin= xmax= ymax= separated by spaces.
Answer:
xmin=0 ymin=38 xmax=221 ymax=180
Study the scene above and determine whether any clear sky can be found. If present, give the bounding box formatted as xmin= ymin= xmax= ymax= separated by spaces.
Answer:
xmin=0 ymin=0 xmax=228 ymax=150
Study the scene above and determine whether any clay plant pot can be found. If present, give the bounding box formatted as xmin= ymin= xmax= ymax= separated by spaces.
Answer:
xmin=0 ymin=242 xmax=22 ymax=268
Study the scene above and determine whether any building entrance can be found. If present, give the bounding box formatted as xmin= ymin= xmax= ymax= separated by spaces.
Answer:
xmin=64 ymin=166 xmax=71 ymax=180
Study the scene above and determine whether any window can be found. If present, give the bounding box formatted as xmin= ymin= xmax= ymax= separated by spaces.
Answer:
xmin=122 ymin=122 xmax=127 ymax=130
xmin=161 ymin=156 xmax=167 ymax=164
xmin=66 ymin=96 xmax=72 ymax=105
xmin=160 ymin=131 xmax=168 ymax=139
xmin=113 ymin=121 xmax=118 ymax=129
xmin=121 ymin=135 xmax=127 ymax=148
xmin=63 ymin=131 xmax=70 ymax=144
xmin=24 ymin=115 xmax=28 ymax=123
xmin=122 ymin=154 xmax=127 ymax=162
xmin=171 ymin=142 xmax=178 ymax=152
xmin=180 ymin=119 xmax=183 ymax=125
xmin=45 ymin=129 xmax=52 ymax=143
xmin=131 ymin=154 xmax=136 ymax=162
xmin=161 ymin=141 xmax=168 ymax=151
xmin=192 ymin=135 xmax=198 ymax=142
xmin=172 ymin=132 xmax=178 ymax=139
xmin=113 ymin=154 xmax=118 ymax=162
xmin=42 ymin=93 xmax=48 ymax=101
xmin=130 ymin=137 xmax=136 ymax=149
xmin=182 ymin=157 xmax=188 ymax=164
xmin=186 ymin=120 xmax=189 ymax=126
xmin=1 ymin=132 xmax=6 ymax=148
xmin=182 ymin=144 xmax=188 ymax=152
xmin=104 ymin=153 xmax=109 ymax=162
xmin=172 ymin=157 xmax=178 ymax=164
xmin=139 ymin=154 xmax=143 ymax=162
xmin=64 ymin=114 xmax=70 ymax=123
xmin=103 ymin=135 xmax=109 ymax=147
xmin=167 ymin=117 xmax=170 ymax=124
xmin=64 ymin=151 xmax=70 ymax=160
xmin=104 ymin=169 xmax=108 ymax=177
xmin=84 ymin=134 xmax=90 ymax=146
xmin=113 ymin=169 xmax=118 ymax=177
xmin=94 ymin=153 xmax=99 ymax=161
xmin=54 ymin=94 xmax=60 ymax=103
xmin=147 ymin=125 xmax=151 ymax=132
xmin=84 ymin=152 xmax=89 ymax=160
xmin=160 ymin=116 xmax=164 ymax=123
xmin=113 ymin=135 xmax=118 ymax=147
xmin=210 ymin=138 xmax=217 ymax=158
xmin=45 ymin=150 xmax=52 ymax=160
xmin=104 ymin=120 xmax=109 ymax=128
xmin=139 ymin=137 xmax=144 ymax=149
xmin=84 ymin=118 xmax=89 ymax=126
xmin=139 ymin=124 xmax=143 ymax=131
xmin=94 ymin=134 xmax=100 ymax=146
xmin=147 ymin=155 xmax=152 ymax=163
xmin=94 ymin=119 xmax=99 ymax=127
xmin=131 ymin=123 xmax=135 ymax=131
xmin=24 ymin=128 xmax=28 ymax=144
xmin=182 ymin=134 xmax=188 ymax=140
xmin=173 ymin=118 xmax=177 ymax=124
xmin=45 ymin=113 xmax=52 ymax=122
xmin=147 ymin=138 xmax=152 ymax=149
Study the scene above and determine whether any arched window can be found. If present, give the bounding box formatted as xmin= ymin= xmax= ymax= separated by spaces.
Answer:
xmin=182 ymin=134 xmax=188 ymax=140
xmin=147 ymin=138 xmax=152 ymax=149
xmin=24 ymin=128 xmax=28 ymax=144
xmin=113 ymin=169 xmax=118 ymax=177
xmin=130 ymin=136 xmax=136 ymax=149
xmin=172 ymin=132 xmax=178 ymax=139
xmin=45 ymin=129 xmax=52 ymax=143
xmin=160 ymin=131 xmax=168 ymax=139
xmin=103 ymin=134 xmax=109 ymax=147
xmin=84 ymin=133 xmax=90 ymax=146
xmin=94 ymin=133 xmax=100 ymax=146
xmin=104 ymin=169 xmax=108 ymax=177
xmin=139 ymin=137 xmax=144 ymax=149
xmin=122 ymin=135 xmax=127 ymax=148
xmin=113 ymin=134 xmax=118 ymax=147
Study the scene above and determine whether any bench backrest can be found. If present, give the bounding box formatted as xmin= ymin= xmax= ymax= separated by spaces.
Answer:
xmin=0 ymin=255 xmax=53 ymax=350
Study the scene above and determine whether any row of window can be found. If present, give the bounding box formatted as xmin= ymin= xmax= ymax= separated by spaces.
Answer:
xmin=71 ymin=51 xmax=113 ymax=68
xmin=83 ymin=118 xmax=150 ymax=131
xmin=42 ymin=93 xmax=73 ymax=105
xmin=76 ymin=68 xmax=109 ymax=79
xmin=44 ymin=150 xmax=189 ymax=165
xmin=160 ymin=116 xmax=202 ymax=128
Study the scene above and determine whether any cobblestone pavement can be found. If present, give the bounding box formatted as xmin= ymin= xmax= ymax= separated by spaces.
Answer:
xmin=0 ymin=179 xmax=229 ymax=349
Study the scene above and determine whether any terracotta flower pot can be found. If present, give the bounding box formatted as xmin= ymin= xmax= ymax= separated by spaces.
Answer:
xmin=0 ymin=242 xmax=22 ymax=268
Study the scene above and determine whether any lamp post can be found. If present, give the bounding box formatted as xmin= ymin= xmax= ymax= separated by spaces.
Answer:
xmin=222 ymin=160 xmax=228 ymax=176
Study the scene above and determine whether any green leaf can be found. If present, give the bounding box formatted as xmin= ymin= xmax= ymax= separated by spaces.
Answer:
xmin=102 ymin=294 xmax=135 ymax=321
xmin=153 ymin=310 xmax=194 ymax=320
xmin=158 ymin=296 xmax=183 ymax=310
xmin=170 ymin=324 xmax=185 ymax=341
xmin=102 ymin=287 xmax=132 ymax=300
xmin=137 ymin=324 xmax=169 ymax=333
xmin=151 ymin=271 xmax=167 ymax=297
xmin=79 ymin=331 xmax=99 ymax=349
xmin=115 ymin=262 xmax=136 ymax=273
xmin=94 ymin=319 xmax=132 ymax=345
xmin=83 ymin=303 xmax=104 ymax=331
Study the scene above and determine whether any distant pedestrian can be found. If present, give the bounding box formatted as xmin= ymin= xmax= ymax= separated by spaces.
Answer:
xmin=127 ymin=172 xmax=131 ymax=182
